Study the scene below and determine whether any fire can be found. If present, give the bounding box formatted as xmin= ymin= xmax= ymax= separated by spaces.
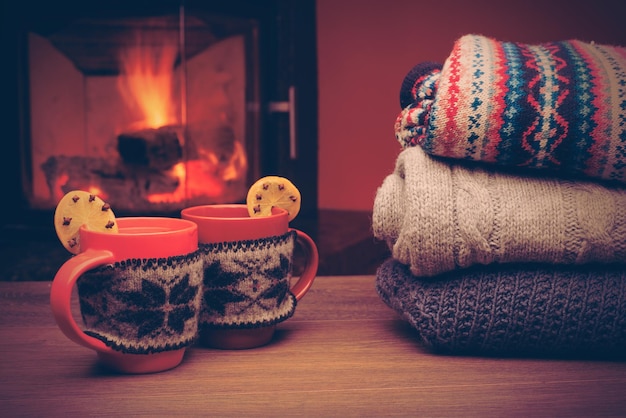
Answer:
xmin=41 ymin=24 xmax=249 ymax=211
xmin=52 ymin=173 xmax=69 ymax=202
xmin=113 ymin=33 xmax=247 ymax=207
xmin=117 ymin=40 xmax=179 ymax=131
xmin=52 ymin=175 xmax=107 ymax=203
xmin=86 ymin=186 xmax=107 ymax=201
xmin=146 ymin=140 xmax=248 ymax=204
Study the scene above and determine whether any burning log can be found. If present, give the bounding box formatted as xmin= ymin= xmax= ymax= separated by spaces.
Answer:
xmin=40 ymin=124 xmax=248 ymax=212
xmin=41 ymin=155 xmax=181 ymax=211
xmin=117 ymin=126 xmax=183 ymax=170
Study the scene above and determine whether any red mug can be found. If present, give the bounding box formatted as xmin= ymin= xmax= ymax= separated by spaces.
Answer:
xmin=50 ymin=217 xmax=202 ymax=374
xmin=181 ymin=204 xmax=319 ymax=349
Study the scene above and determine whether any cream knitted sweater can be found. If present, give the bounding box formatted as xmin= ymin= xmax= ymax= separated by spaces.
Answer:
xmin=373 ymin=147 xmax=626 ymax=277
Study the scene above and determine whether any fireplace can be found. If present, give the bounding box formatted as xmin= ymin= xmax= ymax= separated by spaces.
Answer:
xmin=29 ymin=12 xmax=255 ymax=213
xmin=4 ymin=0 xmax=318 ymax=222
xmin=3 ymin=0 xmax=390 ymax=280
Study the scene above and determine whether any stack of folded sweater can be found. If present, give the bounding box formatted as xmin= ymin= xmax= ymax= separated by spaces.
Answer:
xmin=373 ymin=34 xmax=626 ymax=358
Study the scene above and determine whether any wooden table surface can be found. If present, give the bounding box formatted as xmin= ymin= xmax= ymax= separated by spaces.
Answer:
xmin=1 ymin=276 xmax=625 ymax=417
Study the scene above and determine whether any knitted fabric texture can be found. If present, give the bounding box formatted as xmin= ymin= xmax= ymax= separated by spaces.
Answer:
xmin=395 ymin=34 xmax=626 ymax=183
xmin=376 ymin=258 xmax=626 ymax=357
xmin=199 ymin=231 xmax=297 ymax=329
xmin=76 ymin=251 xmax=203 ymax=354
xmin=372 ymin=146 xmax=626 ymax=277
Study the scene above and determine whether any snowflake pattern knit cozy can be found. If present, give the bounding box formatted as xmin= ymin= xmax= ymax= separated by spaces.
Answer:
xmin=77 ymin=252 xmax=203 ymax=354
xmin=395 ymin=34 xmax=626 ymax=183
xmin=199 ymin=231 xmax=297 ymax=330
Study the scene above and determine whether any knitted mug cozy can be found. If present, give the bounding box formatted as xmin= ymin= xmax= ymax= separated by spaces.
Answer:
xmin=395 ymin=34 xmax=626 ymax=184
xmin=76 ymin=251 xmax=203 ymax=354
xmin=199 ymin=230 xmax=298 ymax=330
xmin=376 ymin=258 xmax=626 ymax=358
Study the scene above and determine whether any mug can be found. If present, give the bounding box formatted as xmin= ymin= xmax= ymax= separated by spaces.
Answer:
xmin=181 ymin=204 xmax=319 ymax=349
xmin=50 ymin=217 xmax=203 ymax=374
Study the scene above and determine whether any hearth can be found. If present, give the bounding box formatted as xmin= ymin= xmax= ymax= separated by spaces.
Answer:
xmin=4 ymin=0 xmax=318 ymax=222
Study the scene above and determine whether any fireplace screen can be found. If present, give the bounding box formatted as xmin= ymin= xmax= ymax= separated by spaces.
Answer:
xmin=26 ymin=8 xmax=258 ymax=213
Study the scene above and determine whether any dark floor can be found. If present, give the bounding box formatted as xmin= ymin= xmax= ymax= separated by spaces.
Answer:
xmin=0 ymin=209 xmax=390 ymax=281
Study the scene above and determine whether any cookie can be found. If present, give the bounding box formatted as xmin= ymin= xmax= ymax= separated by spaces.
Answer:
xmin=246 ymin=176 xmax=301 ymax=221
xmin=54 ymin=190 xmax=118 ymax=254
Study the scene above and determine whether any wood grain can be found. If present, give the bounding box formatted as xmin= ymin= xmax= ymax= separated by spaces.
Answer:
xmin=1 ymin=277 xmax=625 ymax=417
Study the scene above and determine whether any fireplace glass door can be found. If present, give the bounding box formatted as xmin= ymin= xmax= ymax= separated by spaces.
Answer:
xmin=26 ymin=5 xmax=258 ymax=213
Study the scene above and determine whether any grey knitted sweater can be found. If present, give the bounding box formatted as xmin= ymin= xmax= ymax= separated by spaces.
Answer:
xmin=376 ymin=258 xmax=626 ymax=357
xmin=373 ymin=147 xmax=626 ymax=277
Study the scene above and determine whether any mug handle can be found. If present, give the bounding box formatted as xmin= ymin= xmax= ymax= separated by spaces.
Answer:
xmin=50 ymin=249 xmax=116 ymax=353
xmin=290 ymin=229 xmax=319 ymax=300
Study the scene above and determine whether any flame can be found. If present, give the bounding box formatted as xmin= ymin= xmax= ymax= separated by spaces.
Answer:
xmin=117 ymin=39 xmax=178 ymax=130
xmin=113 ymin=33 xmax=247 ymax=206
xmin=52 ymin=173 xmax=69 ymax=202
xmin=86 ymin=186 xmax=107 ymax=201
xmin=221 ymin=140 xmax=248 ymax=181
xmin=52 ymin=173 xmax=108 ymax=203
xmin=146 ymin=140 xmax=248 ymax=204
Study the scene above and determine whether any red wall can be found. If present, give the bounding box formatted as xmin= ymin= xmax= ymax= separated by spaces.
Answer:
xmin=316 ymin=0 xmax=626 ymax=210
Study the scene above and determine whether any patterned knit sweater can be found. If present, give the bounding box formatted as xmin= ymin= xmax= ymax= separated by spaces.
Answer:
xmin=395 ymin=34 xmax=626 ymax=184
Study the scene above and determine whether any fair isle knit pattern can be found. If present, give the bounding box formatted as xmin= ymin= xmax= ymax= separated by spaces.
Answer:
xmin=199 ymin=231 xmax=297 ymax=329
xmin=372 ymin=146 xmax=626 ymax=277
xmin=77 ymin=251 xmax=203 ymax=355
xmin=376 ymin=258 xmax=626 ymax=357
xmin=395 ymin=34 xmax=626 ymax=183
